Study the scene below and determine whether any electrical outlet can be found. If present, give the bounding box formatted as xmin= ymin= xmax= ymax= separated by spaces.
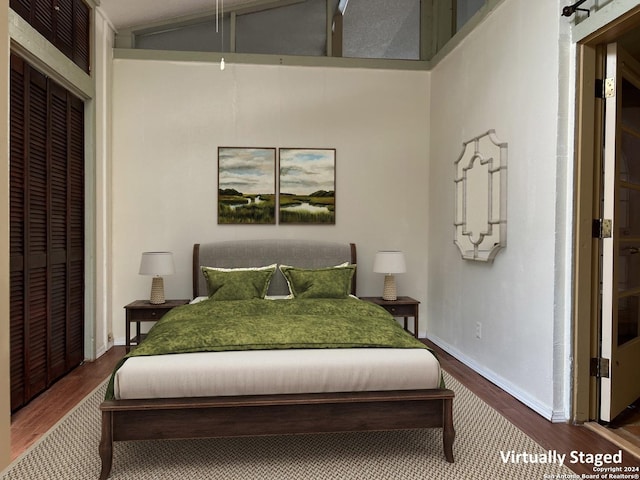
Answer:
xmin=475 ymin=322 xmax=482 ymax=339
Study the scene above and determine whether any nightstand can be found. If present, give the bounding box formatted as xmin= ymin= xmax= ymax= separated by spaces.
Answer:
xmin=124 ymin=299 xmax=190 ymax=351
xmin=360 ymin=296 xmax=420 ymax=338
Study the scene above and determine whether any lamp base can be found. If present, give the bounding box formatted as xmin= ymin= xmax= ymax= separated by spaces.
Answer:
xmin=149 ymin=277 xmax=166 ymax=304
xmin=382 ymin=274 xmax=397 ymax=301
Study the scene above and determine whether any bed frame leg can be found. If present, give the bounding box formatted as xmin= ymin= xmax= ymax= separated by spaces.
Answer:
xmin=443 ymin=397 xmax=455 ymax=463
xmin=99 ymin=411 xmax=113 ymax=480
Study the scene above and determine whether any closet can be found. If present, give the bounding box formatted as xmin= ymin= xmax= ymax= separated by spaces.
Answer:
xmin=10 ymin=0 xmax=90 ymax=74
xmin=9 ymin=54 xmax=85 ymax=411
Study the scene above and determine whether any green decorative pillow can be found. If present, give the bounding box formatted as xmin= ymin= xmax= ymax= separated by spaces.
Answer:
xmin=279 ymin=264 xmax=356 ymax=299
xmin=201 ymin=264 xmax=276 ymax=301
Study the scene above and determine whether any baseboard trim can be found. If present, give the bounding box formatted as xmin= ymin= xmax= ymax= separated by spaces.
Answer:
xmin=95 ymin=345 xmax=108 ymax=359
xmin=427 ymin=333 xmax=560 ymax=422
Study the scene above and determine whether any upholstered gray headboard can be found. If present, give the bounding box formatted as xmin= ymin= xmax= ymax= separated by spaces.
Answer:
xmin=193 ymin=239 xmax=357 ymax=298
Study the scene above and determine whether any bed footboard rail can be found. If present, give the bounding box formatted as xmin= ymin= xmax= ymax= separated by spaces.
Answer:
xmin=99 ymin=388 xmax=454 ymax=479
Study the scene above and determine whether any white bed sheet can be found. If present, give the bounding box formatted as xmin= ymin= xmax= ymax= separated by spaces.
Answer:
xmin=113 ymin=348 xmax=441 ymax=400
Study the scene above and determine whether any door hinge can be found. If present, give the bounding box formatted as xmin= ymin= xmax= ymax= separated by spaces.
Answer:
xmin=595 ymin=78 xmax=615 ymax=98
xmin=604 ymin=77 xmax=615 ymax=98
xmin=591 ymin=357 xmax=610 ymax=378
xmin=593 ymin=218 xmax=612 ymax=238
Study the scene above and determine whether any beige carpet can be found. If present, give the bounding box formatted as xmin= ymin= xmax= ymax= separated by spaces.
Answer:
xmin=1 ymin=372 xmax=575 ymax=480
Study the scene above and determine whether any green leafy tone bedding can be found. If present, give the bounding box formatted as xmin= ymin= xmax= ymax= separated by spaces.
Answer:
xmin=106 ymin=297 xmax=436 ymax=399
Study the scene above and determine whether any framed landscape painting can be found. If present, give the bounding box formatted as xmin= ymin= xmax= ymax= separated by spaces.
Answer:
xmin=218 ymin=147 xmax=277 ymax=224
xmin=279 ymin=148 xmax=336 ymax=224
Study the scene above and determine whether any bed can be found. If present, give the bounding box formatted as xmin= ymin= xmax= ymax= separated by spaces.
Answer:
xmin=99 ymin=239 xmax=455 ymax=480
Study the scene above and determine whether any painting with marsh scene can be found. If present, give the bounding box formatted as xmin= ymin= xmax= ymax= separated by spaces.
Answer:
xmin=218 ymin=147 xmax=276 ymax=224
xmin=279 ymin=148 xmax=336 ymax=224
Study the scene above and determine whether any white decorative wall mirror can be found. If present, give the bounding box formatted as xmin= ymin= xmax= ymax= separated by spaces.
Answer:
xmin=454 ymin=130 xmax=508 ymax=262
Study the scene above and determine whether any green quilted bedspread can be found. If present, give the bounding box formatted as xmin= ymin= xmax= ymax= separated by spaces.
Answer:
xmin=105 ymin=297 xmax=434 ymax=400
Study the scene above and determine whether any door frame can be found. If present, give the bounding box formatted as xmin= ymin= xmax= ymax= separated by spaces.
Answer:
xmin=573 ymin=7 xmax=640 ymax=423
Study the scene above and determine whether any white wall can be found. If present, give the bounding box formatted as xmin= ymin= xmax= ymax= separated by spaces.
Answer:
xmin=109 ymin=60 xmax=430 ymax=345
xmin=427 ymin=0 xmax=567 ymax=420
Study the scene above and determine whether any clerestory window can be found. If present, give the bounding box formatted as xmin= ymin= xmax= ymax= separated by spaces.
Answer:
xmin=120 ymin=0 xmax=487 ymax=63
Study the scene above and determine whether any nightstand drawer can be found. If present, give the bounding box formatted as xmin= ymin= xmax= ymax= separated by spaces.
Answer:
xmin=124 ymin=299 xmax=190 ymax=351
xmin=128 ymin=308 xmax=167 ymax=322
xmin=359 ymin=296 xmax=420 ymax=338
xmin=385 ymin=304 xmax=416 ymax=317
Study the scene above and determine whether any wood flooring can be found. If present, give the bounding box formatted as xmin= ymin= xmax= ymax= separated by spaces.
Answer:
xmin=10 ymin=346 xmax=126 ymax=460
xmin=609 ymin=397 xmax=640 ymax=450
xmin=9 ymin=342 xmax=640 ymax=474
xmin=429 ymin=340 xmax=640 ymax=473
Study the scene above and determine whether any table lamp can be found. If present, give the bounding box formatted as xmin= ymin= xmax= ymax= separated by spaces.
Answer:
xmin=373 ymin=250 xmax=406 ymax=301
xmin=139 ymin=252 xmax=175 ymax=304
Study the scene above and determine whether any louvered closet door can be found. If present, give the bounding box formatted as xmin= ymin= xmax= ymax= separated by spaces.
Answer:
xmin=51 ymin=0 xmax=90 ymax=72
xmin=9 ymin=0 xmax=91 ymax=74
xmin=10 ymin=54 xmax=85 ymax=411
xmin=10 ymin=55 xmax=26 ymax=410
xmin=71 ymin=0 xmax=90 ymax=74
xmin=32 ymin=0 xmax=54 ymax=41
xmin=26 ymin=62 xmax=49 ymax=400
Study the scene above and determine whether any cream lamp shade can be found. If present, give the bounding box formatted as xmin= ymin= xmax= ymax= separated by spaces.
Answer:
xmin=373 ymin=251 xmax=406 ymax=301
xmin=139 ymin=252 xmax=175 ymax=304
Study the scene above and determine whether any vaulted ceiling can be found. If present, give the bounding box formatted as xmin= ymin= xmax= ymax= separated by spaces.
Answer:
xmin=99 ymin=0 xmax=304 ymax=30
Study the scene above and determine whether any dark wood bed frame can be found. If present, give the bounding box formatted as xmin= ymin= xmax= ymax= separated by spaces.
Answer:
xmin=99 ymin=240 xmax=454 ymax=480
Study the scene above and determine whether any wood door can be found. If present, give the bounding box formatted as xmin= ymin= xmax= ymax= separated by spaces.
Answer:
xmin=599 ymin=43 xmax=640 ymax=422
xmin=10 ymin=54 xmax=85 ymax=411
xmin=9 ymin=0 xmax=91 ymax=73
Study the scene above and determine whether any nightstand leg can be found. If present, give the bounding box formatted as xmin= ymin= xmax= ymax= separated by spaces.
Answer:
xmin=125 ymin=312 xmax=131 ymax=352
